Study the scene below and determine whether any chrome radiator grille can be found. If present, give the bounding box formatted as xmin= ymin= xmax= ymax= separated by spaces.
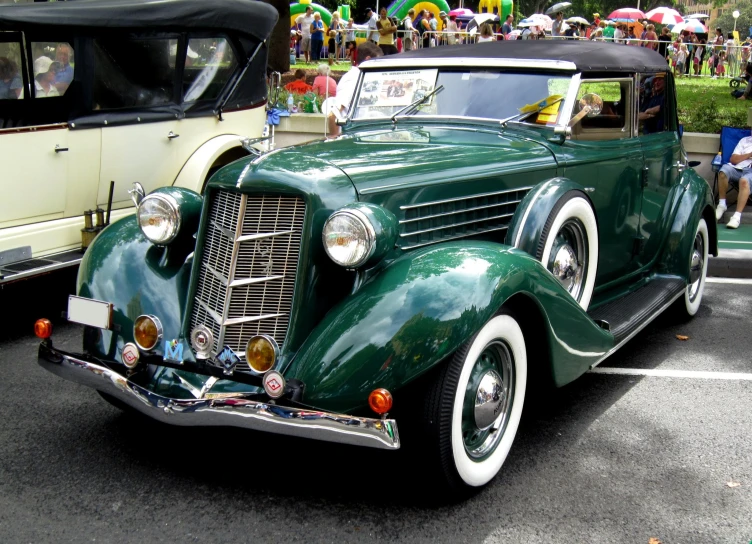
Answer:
xmin=190 ymin=191 xmax=305 ymax=371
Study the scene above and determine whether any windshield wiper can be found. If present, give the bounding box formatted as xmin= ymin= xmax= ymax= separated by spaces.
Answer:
xmin=499 ymin=96 xmax=565 ymax=127
xmin=390 ymin=85 xmax=445 ymax=124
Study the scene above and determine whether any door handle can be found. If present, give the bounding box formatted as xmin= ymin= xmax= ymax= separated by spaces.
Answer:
xmin=167 ymin=131 xmax=180 ymax=140
xmin=668 ymin=161 xmax=685 ymax=173
xmin=54 ymin=144 xmax=68 ymax=153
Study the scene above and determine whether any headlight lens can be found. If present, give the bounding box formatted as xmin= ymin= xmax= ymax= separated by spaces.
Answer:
xmin=322 ymin=210 xmax=375 ymax=267
xmin=137 ymin=194 xmax=181 ymax=245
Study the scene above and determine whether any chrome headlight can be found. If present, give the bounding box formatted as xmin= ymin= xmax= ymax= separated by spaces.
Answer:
xmin=138 ymin=193 xmax=181 ymax=245
xmin=322 ymin=204 xmax=398 ymax=268
xmin=322 ymin=209 xmax=375 ymax=268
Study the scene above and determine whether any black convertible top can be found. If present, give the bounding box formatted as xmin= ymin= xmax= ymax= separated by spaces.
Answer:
xmin=371 ymin=40 xmax=669 ymax=73
xmin=0 ymin=0 xmax=278 ymax=42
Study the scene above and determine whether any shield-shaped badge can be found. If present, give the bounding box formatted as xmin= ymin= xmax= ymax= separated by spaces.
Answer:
xmin=216 ymin=345 xmax=240 ymax=375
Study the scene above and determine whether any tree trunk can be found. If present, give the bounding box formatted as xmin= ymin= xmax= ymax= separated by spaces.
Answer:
xmin=263 ymin=1 xmax=290 ymax=74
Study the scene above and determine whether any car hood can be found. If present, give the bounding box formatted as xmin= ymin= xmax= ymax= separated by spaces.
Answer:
xmin=293 ymin=125 xmax=559 ymax=195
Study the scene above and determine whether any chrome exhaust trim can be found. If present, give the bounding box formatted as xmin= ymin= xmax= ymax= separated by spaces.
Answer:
xmin=38 ymin=344 xmax=400 ymax=450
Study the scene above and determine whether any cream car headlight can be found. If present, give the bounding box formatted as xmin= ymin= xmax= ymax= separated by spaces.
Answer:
xmin=322 ymin=204 xmax=398 ymax=268
xmin=138 ymin=193 xmax=181 ymax=245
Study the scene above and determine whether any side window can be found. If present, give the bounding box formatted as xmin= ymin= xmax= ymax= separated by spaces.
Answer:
xmin=638 ymin=73 xmax=668 ymax=136
xmin=0 ymin=41 xmax=24 ymax=100
xmin=182 ymin=38 xmax=237 ymax=103
xmin=93 ymin=37 xmax=177 ymax=109
xmin=30 ymin=41 xmax=75 ymax=98
xmin=572 ymin=80 xmax=631 ymax=140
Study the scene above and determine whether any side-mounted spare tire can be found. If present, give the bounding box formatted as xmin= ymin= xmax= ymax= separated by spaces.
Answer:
xmin=535 ymin=190 xmax=599 ymax=310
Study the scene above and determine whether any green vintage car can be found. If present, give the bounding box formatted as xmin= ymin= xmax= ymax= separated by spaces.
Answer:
xmin=37 ymin=41 xmax=716 ymax=492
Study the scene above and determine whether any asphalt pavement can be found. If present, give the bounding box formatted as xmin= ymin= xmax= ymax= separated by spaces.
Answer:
xmin=0 ymin=273 xmax=750 ymax=543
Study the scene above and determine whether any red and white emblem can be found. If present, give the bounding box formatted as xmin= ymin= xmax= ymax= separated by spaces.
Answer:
xmin=122 ymin=343 xmax=140 ymax=369
xmin=263 ymin=370 xmax=285 ymax=399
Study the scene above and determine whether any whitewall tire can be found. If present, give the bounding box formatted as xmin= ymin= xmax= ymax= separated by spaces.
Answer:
xmin=683 ymin=218 xmax=709 ymax=317
xmin=536 ymin=191 xmax=599 ymax=310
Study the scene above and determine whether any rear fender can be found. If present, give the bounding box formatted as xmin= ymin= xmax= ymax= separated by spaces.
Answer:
xmin=506 ymin=177 xmax=592 ymax=256
xmin=657 ymin=169 xmax=717 ymax=278
xmin=286 ymin=241 xmax=614 ymax=413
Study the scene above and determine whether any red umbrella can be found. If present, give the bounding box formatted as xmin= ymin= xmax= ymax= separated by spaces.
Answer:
xmin=645 ymin=7 xmax=683 ymax=25
xmin=448 ymin=8 xmax=474 ymax=17
xmin=607 ymin=8 xmax=646 ymax=21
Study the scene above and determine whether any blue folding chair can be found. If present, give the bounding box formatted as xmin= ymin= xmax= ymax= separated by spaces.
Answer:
xmin=713 ymin=126 xmax=752 ymax=201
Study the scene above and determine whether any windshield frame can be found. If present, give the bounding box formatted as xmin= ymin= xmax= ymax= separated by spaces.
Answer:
xmin=346 ymin=66 xmax=582 ymax=132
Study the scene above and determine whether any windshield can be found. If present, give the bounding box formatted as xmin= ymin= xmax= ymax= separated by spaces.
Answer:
xmin=352 ymin=69 xmax=573 ymax=126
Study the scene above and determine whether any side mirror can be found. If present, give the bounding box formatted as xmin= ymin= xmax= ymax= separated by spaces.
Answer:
xmin=579 ymin=93 xmax=603 ymax=117
xmin=128 ymin=182 xmax=145 ymax=207
xmin=688 ymin=160 xmax=701 ymax=168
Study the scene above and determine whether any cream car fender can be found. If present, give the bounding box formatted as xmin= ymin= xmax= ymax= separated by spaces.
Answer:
xmin=172 ymin=134 xmax=249 ymax=192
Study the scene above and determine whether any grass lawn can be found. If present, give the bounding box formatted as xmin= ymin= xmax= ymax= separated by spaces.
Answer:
xmin=289 ymin=60 xmax=352 ymax=72
xmin=675 ymin=76 xmax=749 ymax=133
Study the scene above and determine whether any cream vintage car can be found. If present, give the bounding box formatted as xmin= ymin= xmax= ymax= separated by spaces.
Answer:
xmin=0 ymin=0 xmax=277 ymax=283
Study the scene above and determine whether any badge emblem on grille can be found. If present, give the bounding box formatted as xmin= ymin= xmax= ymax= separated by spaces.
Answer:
xmin=263 ymin=370 xmax=286 ymax=399
xmin=216 ymin=345 xmax=240 ymax=375
xmin=254 ymin=241 xmax=274 ymax=276
xmin=164 ymin=339 xmax=184 ymax=364
xmin=190 ymin=325 xmax=213 ymax=359
xmin=122 ymin=342 xmax=140 ymax=369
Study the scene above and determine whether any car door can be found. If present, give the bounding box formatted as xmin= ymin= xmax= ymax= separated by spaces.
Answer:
xmin=557 ymin=77 xmax=643 ymax=287
xmin=636 ymin=71 xmax=682 ymax=269
xmin=93 ymin=36 xmax=180 ymax=210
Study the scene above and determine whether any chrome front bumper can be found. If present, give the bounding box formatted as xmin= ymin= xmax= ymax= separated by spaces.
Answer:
xmin=38 ymin=344 xmax=400 ymax=450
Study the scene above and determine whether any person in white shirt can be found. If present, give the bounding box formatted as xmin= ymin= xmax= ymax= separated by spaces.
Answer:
xmin=717 ymin=133 xmax=752 ymax=228
xmin=402 ymin=8 xmax=418 ymax=51
xmin=324 ymin=41 xmax=383 ymax=137
xmin=296 ymin=6 xmax=314 ymax=63
xmin=366 ymin=8 xmax=379 ymax=44
xmin=551 ymin=12 xmax=564 ymax=37
xmin=33 ymin=56 xmax=60 ymax=98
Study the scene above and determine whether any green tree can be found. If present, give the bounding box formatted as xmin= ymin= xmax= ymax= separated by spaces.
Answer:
xmin=713 ymin=2 xmax=752 ymax=39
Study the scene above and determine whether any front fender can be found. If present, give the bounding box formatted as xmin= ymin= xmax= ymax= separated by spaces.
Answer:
xmin=286 ymin=241 xmax=614 ymax=414
xmin=76 ymin=216 xmax=194 ymax=364
xmin=657 ymin=169 xmax=717 ymax=277
xmin=505 ymin=177 xmax=592 ymax=255
xmin=172 ymin=134 xmax=244 ymax=192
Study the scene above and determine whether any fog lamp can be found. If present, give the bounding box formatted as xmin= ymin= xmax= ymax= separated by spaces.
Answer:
xmin=133 ymin=315 xmax=162 ymax=351
xmin=245 ymin=335 xmax=279 ymax=374
xmin=368 ymin=388 xmax=393 ymax=415
xmin=34 ymin=318 xmax=53 ymax=339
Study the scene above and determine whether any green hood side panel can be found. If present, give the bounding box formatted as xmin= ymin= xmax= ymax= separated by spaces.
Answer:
xmin=286 ymin=241 xmax=614 ymax=414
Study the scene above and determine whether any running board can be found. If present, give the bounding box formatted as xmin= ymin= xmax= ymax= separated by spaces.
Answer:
xmin=0 ymin=248 xmax=83 ymax=284
xmin=588 ymin=277 xmax=686 ymax=346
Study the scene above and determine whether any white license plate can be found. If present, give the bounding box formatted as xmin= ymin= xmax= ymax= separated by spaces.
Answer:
xmin=67 ymin=296 xmax=112 ymax=329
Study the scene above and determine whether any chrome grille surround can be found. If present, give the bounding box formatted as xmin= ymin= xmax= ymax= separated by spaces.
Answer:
xmin=398 ymin=187 xmax=532 ymax=249
xmin=190 ymin=191 xmax=305 ymax=372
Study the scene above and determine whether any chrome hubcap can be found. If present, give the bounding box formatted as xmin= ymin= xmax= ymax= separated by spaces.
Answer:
xmin=474 ymin=369 xmax=505 ymax=431
xmin=462 ymin=341 xmax=514 ymax=461
xmin=688 ymin=231 xmax=705 ymax=302
xmin=548 ymin=219 xmax=587 ymax=302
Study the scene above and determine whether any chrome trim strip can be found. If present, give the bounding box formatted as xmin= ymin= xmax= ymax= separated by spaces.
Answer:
xmin=38 ymin=348 xmax=400 ymax=450
xmin=209 ymin=220 xmax=235 ymax=241
xmin=229 ymin=275 xmax=285 ymax=288
xmin=361 ymin=57 xmax=578 ymax=71
xmin=204 ymin=263 xmax=229 ymax=287
xmin=400 ymin=186 xmax=533 ymax=210
xmin=589 ymin=288 xmax=686 ymax=370
xmin=400 ymin=225 xmax=509 ymax=250
xmin=0 ymin=257 xmax=82 ymax=285
xmin=223 ymin=312 xmax=286 ymax=327
xmin=558 ymin=72 xmax=581 ymax=130
xmin=399 ymin=199 xmax=524 ymax=224
xmin=197 ymin=299 xmax=223 ymax=327
xmin=235 ymin=230 xmax=295 ymax=243
xmin=216 ymin=194 xmax=247 ymax=348
xmin=400 ymin=213 xmax=514 ymax=237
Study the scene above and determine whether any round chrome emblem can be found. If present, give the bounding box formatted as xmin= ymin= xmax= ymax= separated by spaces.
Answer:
xmin=122 ymin=342 xmax=141 ymax=369
xmin=190 ymin=325 xmax=213 ymax=359
xmin=263 ymin=370 xmax=286 ymax=399
xmin=474 ymin=369 xmax=505 ymax=431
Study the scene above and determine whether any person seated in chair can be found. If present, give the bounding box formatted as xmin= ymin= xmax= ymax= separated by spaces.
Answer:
xmin=716 ymin=130 xmax=752 ymax=229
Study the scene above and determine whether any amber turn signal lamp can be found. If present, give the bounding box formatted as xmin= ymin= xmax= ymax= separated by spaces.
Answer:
xmin=133 ymin=315 xmax=162 ymax=351
xmin=245 ymin=335 xmax=279 ymax=374
xmin=368 ymin=388 xmax=393 ymax=415
xmin=34 ymin=318 xmax=53 ymax=339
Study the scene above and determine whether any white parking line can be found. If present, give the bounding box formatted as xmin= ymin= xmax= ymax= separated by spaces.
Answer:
xmin=591 ymin=367 xmax=752 ymax=380
xmin=706 ymin=277 xmax=752 ymax=285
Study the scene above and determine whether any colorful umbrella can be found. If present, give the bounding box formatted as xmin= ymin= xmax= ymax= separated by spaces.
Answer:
xmin=671 ymin=20 xmax=708 ymax=34
xmin=607 ymin=8 xmax=646 ymax=21
xmin=645 ymin=7 xmax=683 ymax=25
xmin=545 ymin=2 xmax=572 ymax=16
xmin=448 ymin=8 xmax=474 ymax=17
xmin=528 ymin=13 xmax=553 ymax=31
